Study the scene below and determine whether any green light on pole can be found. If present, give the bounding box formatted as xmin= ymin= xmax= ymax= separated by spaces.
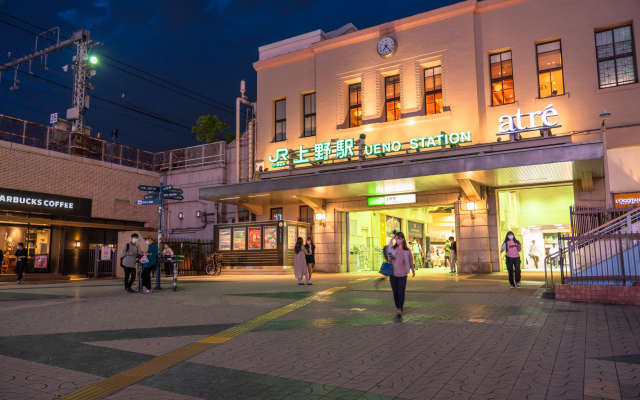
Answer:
xmin=89 ymin=56 xmax=98 ymax=64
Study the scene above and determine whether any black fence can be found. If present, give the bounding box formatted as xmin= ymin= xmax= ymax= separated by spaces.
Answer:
xmin=163 ymin=241 xmax=215 ymax=276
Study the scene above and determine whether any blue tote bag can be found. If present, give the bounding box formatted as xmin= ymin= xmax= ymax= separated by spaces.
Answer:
xmin=379 ymin=261 xmax=394 ymax=276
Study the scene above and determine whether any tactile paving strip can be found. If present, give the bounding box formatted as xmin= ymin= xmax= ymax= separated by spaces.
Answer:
xmin=60 ymin=278 xmax=369 ymax=400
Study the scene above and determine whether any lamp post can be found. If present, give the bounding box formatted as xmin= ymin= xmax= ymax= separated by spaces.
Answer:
xmin=600 ymin=110 xmax=612 ymax=208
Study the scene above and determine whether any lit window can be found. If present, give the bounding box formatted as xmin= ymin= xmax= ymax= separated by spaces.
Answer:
xmin=385 ymin=75 xmax=401 ymax=121
xmin=348 ymin=83 xmax=362 ymax=128
xmin=537 ymin=41 xmax=564 ymax=98
xmin=424 ymin=66 xmax=443 ymax=115
xmin=270 ymin=207 xmax=283 ymax=221
xmin=274 ymin=99 xmax=286 ymax=142
xmin=595 ymin=25 xmax=637 ymax=88
xmin=490 ymin=51 xmax=515 ymax=106
xmin=303 ymin=93 xmax=316 ymax=137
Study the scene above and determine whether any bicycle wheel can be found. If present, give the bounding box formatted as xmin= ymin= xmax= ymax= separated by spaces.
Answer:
xmin=215 ymin=261 xmax=222 ymax=276
xmin=205 ymin=263 xmax=215 ymax=275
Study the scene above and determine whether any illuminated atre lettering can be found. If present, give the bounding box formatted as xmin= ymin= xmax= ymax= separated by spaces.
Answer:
xmin=269 ymin=131 xmax=472 ymax=167
xmin=499 ymin=104 xmax=559 ymax=133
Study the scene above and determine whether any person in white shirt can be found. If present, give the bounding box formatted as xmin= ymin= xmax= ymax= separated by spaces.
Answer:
xmin=530 ymin=240 xmax=540 ymax=269
xmin=549 ymin=243 xmax=560 ymax=267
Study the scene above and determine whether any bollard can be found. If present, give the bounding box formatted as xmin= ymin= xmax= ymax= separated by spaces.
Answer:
xmin=136 ymin=262 xmax=142 ymax=292
xmin=172 ymin=261 xmax=178 ymax=291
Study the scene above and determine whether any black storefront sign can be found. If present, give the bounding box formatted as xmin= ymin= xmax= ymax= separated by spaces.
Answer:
xmin=408 ymin=221 xmax=424 ymax=238
xmin=0 ymin=188 xmax=92 ymax=217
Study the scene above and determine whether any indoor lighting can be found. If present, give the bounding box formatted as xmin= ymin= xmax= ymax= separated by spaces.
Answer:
xmin=75 ymin=241 xmax=81 ymax=248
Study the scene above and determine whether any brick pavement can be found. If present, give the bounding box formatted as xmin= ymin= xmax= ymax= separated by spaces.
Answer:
xmin=0 ymin=271 xmax=639 ymax=399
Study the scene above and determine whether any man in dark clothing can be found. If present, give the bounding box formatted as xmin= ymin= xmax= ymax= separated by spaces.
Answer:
xmin=15 ymin=242 xmax=28 ymax=284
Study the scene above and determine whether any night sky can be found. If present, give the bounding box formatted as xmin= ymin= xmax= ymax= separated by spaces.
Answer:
xmin=0 ymin=0 xmax=461 ymax=153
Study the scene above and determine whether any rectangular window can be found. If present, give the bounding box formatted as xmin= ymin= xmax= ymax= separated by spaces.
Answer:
xmin=424 ymin=66 xmax=443 ymax=115
xmin=303 ymin=93 xmax=316 ymax=137
xmin=349 ymin=83 xmax=362 ymax=128
xmin=490 ymin=51 xmax=515 ymax=106
xmin=274 ymin=99 xmax=286 ymax=142
xmin=537 ymin=41 xmax=564 ymax=98
xmin=300 ymin=205 xmax=313 ymax=224
xmin=270 ymin=207 xmax=283 ymax=221
xmin=595 ymin=25 xmax=637 ymax=88
xmin=385 ymin=75 xmax=401 ymax=121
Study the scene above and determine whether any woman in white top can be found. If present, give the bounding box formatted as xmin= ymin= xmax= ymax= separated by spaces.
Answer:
xmin=162 ymin=243 xmax=174 ymax=277
xmin=387 ymin=232 xmax=415 ymax=316
xmin=293 ymin=237 xmax=310 ymax=285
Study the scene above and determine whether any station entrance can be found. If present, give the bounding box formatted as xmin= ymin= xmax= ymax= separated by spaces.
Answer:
xmin=346 ymin=205 xmax=456 ymax=273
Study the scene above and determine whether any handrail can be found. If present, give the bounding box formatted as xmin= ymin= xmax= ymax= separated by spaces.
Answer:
xmin=583 ymin=207 xmax=640 ymax=236
xmin=543 ymin=250 xmax=563 ymax=292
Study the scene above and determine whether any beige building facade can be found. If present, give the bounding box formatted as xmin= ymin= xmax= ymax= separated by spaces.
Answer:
xmin=202 ymin=0 xmax=640 ymax=274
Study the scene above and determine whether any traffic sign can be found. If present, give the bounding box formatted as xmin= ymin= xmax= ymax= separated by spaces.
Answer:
xmin=136 ymin=199 xmax=160 ymax=205
xmin=164 ymin=189 xmax=183 ymax=194
xmin=144 ymin=194 xmax=159 ymax=200
xmin=139 ymin=185 xmax=159 ymax=191
xmin=162 ymin=185 xmax=173 ymax=190
xmin=162 ymin=192 xmax=182 ymax=198
xmin=165 ymin=195 xmax=184 ymax=201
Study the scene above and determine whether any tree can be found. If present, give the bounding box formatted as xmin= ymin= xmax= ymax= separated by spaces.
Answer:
xmin=192 ymin=115 xmax=231 ymax=143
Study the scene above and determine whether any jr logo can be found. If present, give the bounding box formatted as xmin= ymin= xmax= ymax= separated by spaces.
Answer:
xmin=268 ymin=148 xmax=289 ymax=167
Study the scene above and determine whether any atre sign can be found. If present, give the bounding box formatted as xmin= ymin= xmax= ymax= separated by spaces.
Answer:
xmin=498 ymin=104 xmax=560 ymax=134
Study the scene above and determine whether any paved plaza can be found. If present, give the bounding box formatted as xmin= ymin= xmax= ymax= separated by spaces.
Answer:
xmin=0 ymin=271 xmax=639 ymax=400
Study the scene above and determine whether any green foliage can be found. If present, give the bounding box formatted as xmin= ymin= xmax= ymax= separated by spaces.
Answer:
xmin=192 ymin=114 xmax=231 ymax=143
xmin=223 ymin=131 xmax=236 ymax=144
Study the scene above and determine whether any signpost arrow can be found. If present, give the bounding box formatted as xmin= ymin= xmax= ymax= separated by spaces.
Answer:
xmin=139 ymin=185 xmax=159 ymax=191
xmin=164 ymin=189 xmax=183 ymax=194
xmin=136 ymin=199 xmax=161 ymax=205
xmin=162 ymin=192 xmax=182 ymax=198
xmin=164 ymin=195 xmax=184 ymax=201
xmin=144 ymin=194 xmax=159 ymax=200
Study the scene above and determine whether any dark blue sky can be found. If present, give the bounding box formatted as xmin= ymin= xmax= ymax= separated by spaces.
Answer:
xmin=0 ymin=0 xmax=461 ymax=152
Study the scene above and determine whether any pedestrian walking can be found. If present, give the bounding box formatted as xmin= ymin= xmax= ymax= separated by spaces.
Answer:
xmin=500 ymin=231 xmax=522 ymax=289
xmin=120 ymin=233 xmax=141 ymax=293
xmin=549 ymin=243 xmax=560 ymax=267
xmin=387 ymin=232 xmax=415 ymax=316
xmin=449 ymin=236 xmax=457 ymax=273
xmin=304 ymin=237 xmax=316 ymax=284
xmin=141 ymin=235 xmax=158 ymax=293
xmin=294 ymin=237 xmax=310 ymax=285
xmin=444 ymin=237 xmax=452 ymax=270
xmin=410 ymin=239 xmax=423 ymax=268
xmin=530 ymin=240 xmax=540 ymax=269
xmin=14 ymin=242 xmax=27 ymax=284
xmin=162 ymin=243 xmax=174 ymax=277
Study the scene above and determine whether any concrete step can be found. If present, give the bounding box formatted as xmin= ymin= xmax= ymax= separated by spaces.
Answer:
xmin=0 ymin=274 xmax=71 ymax=282
xmin=221 ymin=269 xmax=295 ymax=275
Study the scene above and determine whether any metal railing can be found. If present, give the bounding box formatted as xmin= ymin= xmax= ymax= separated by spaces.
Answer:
xmin=570 ymin=205 xmax=640 ymax=236
xmin=163 ymin=241 xmax=215 ymax=276
xmin=0 ymin=114 xmax=225 ymax=173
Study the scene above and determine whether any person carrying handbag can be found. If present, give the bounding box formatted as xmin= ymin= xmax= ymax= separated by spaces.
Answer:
xmin=141 ymin=235 xmax=158 ymax=293
xmin=387 ymin=232 xmax=415 ymax=316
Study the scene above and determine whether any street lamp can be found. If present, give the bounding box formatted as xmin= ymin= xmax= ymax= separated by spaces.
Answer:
xmin=600 ymin=110 xmax=611 ymax=132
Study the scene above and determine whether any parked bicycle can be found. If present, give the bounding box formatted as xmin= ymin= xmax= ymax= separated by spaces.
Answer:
xmin=205 ymin=253 xmax=223 ymax=276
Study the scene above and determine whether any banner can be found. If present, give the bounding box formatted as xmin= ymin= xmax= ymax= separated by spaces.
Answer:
xmin=34 ymin=254 xmax=48 ymax=269
xmin=233 ymin=228 xmax=246 ymax=250
xmin=248 ymin=227 xmax=261 ymax=250
xmin=264 ymin=227 xmax=277 ymax=249
xmin=219 ymin=229 xmax=231 ymax=250
xmin=100 ymin=246 xmax=111 ymax=260
xmin=288 ymin=226 xmax=297 ymax=249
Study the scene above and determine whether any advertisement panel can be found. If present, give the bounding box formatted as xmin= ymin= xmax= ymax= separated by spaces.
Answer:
xmin=613 ymin=192 xmax=640 ymax=208
xmin=288 ymin=226 xmax=297 ymax=249
xmin=219 ymin=229 xmax=231 ymax=250
xmin=233 ymin=228 xmax=246 ymax=250
xmin=264 ymin=227 xmax=277 ymax=249
xmin=248 ymin=227 xmax=261 ymax=250
xmin=34 ymin=254 xmax=48 ymax=269
xmin=385 ymin=215 xmax=402 ymax=237
xmin=408 ymin=221 xmax=423 ymax=238
xmin=299 ymin=227 xmax=307 ymax=241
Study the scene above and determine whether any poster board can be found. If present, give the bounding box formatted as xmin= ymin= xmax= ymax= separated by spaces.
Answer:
xmin=219 ymin=229 xmax=231 ymax=250
xmin=233 ymin=228 xmax=246 ymax=250
xmin=264 ymin=227 xmax=277 ymax=249
xmin=299 ymin=227 xmax=307 ymax=241
xmin=287 ymin=226 xmax=297 ymax=249
xmin=248 ymin=227 xmax=261 ymax=250
xmin=34 ymin=254 xmax=48 ymax=269
xmin=100 ymin=246 xmax=111 ymax=260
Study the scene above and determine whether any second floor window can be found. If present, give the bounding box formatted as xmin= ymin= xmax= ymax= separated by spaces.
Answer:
xmin=424 ymin=66 xmax=443 ymax=115
xmin=537 ymin=41 xmax=564 ymax=98
xmin=490 ymin=51 xmax=515 ymax=106
xmin=303 ymin=93 xmax=316 ymax=137
xmin=275 ymin=99 xmax=286 ymax=142
xmin=300 ymin=205 xmax=313 ymax=224
xmin=270 ymin=207 xmax=283 ymax=221
xmin=595 ymin=25 xmax=637 ymax=88
xmin=349 ymin=83 xmax=362 ymax=127
xmin=385 ymin=75 xmax=401 ymax=121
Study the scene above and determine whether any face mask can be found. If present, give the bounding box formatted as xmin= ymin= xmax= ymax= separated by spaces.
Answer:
xmin=146 ymin=240 xmax=151 ymax=245
xmin=132 ymin=238 xmax=137 ymax=243
xmin=396 ymin=238 xmax=403 ymax=244
xmin=508 ymin=235 xmax=514 ymax=240
xmin=306 ymin=241 xmax=311 ymax=244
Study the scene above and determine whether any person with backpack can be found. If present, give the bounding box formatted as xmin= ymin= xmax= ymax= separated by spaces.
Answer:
xmin=387 ymin=232 xmax=415 ymax=316
xmin=500 ymin=231 xmax=522 ymax=289
xmin=141 ymin=235 xmax=158 ymax=293
xmin=120 ymin=233 xmax=141 ymax=293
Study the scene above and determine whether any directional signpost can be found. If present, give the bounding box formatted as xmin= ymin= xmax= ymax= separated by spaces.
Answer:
xmin=136 ymin=182 xmax=184 ymax=291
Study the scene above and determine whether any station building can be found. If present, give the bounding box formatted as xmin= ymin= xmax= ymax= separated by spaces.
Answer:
xmin=200 ymin=0 xmax=640 ymax=274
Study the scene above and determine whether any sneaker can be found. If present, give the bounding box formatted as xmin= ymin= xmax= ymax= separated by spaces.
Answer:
xmin=143 ymin=288 xmax=150 ymax=294
xmin=510 ymin=285 xmax=515 ymax=289
xmin=516 ymin=283 xmax=521 ymax=288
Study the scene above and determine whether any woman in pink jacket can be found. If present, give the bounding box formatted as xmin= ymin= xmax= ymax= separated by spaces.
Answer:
xmin=387 ymin=232 xmax=415 ymax=316
xmin=500 ymin=230 xmax=522 ymax=289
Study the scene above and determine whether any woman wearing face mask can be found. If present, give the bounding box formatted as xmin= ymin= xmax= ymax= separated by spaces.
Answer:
xmin=500 ymin=231 xmax=522 ymax=289
xmin=387 ymin=232 xmax=415 ymax=316
xmin=141 ymin=235 xmax=158 ymax=293
xmin=304 ymin=237 xmax=315 ymax=285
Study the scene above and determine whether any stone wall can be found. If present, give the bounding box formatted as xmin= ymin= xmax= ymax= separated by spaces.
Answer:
xmin=555 ymin=284 xmax=640 ymax=305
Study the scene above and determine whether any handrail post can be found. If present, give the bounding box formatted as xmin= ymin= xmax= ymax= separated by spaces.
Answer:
xmin=618 ymin=235 xmax=626 ymax=286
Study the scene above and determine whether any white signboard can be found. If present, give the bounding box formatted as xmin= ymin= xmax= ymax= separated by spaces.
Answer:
xmin=385 ymin=194 xmax=416 ymax=205
xmin=100 ymin=246 xmax=111 ymax=261
xmin=50 ymin=113 xmax=58 ymax=124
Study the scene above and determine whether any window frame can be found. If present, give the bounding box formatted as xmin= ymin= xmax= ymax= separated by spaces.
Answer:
xmin=594 ymin=24 xmax=638 ymax=89
xmin=348 ymin=83 xmax=362 ymax=128
xmin=423 ymin=66 xmax=443 ymax=115
xmin=302 ymin=93 xmax=316 ymax=137
xmin=489 ymin=51 xmax=515 ymax=106
xmin=270 ymin=207 xmax=283 ymax=221
xmin=274 ymin=99 xmax=286 ymax=142
xmin=384 ymin=74 xmax=401 ymax=122
xmin=299 ymin=205 xmax=313 ymax=224
xmin=536 ymin=40 xmax=565 ymax=99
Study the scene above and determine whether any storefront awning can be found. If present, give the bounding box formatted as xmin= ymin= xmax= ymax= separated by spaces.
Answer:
xmin=0 ymin=215 xmax=155 ymax=231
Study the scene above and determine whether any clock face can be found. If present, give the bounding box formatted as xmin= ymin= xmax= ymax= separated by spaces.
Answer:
xmin=377 ymin=37 xmax=397 ymax=58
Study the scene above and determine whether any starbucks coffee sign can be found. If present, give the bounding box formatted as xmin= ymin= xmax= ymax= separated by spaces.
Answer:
xmin=0 ymin=188 xmax=92 ymax=217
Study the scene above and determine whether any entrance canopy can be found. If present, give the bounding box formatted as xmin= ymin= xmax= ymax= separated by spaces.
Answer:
xmin=200 ymin=138 xmax=603 ymax=214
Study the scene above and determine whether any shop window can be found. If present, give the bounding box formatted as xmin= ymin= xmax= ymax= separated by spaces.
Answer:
xmin=537 ymin=41 xmax=564 ymax=98
xmin=349 ymin=83 xmax=362 ymax=127
xmin=303 ymin=93 xmax=316 ymax=137
xmin=424 ymin=66 xmax=443 ymax=115
xmin=595 ymin=25 xmax=638 ymax=88
xmin=300 ymin=205 xmax=314 ymax=224
xmin=385 ymin=75 xmax=401 ymax=121
xmin=490 ymin=51 xmax=515 ymax=106
xmin=274 ymin=99 xmax=286 ymax=142
xmin=270 ymin=207 xmax=283 ymax=221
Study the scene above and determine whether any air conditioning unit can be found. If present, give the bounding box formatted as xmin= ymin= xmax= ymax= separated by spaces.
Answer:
xmin=66 ymin=107 xmax=80 ymax=120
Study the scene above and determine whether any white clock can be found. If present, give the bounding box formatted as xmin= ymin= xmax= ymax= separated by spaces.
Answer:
xmin=377 ymin=37 xmax=397 ymax=58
